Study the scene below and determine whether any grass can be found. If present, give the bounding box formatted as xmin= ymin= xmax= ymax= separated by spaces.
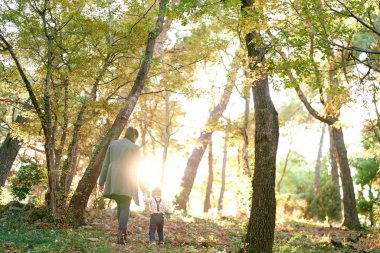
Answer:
xmin=0 ymin=205 xmax=378 ymax=253
xmin=0 ymin=210 xmax=114 ymax=253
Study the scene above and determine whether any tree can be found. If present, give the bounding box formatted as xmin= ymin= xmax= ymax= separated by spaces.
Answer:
xmin=0 ymin=1 xmax=93 ymax=217
xmin=241 ymin=86 xmax=251 ymax=177
xmin=277 ymin=50 xmax=361 ymax=229
xmin=203 ymin=136 xmax=214 ymax=213
xmin=352 ymin=157 xmax=379 ymax=226
xmin=0 ymin=0 xmax=162 ymax=218
xmin=217 ymin=132 xmax=228 ymax=213
xmin=68 ymin=0 xmax=169 ymax=225
xmin=276 ymin=99 xmax=307 ymax=194
xmin=277 ymin=149 xmax=292 ymax=194
xmin=173 ymin=52 xmax=239 ymax=211
xmin=0 ymin=114 xmax=27 ymax=187
xmin=328 ymin=126 xmax=342 ymax=215
xmin=270 ymin=0 xmax=361 ymax=227
xmin=314 ymin=124 xmax=326 ymax=194
xmin=240 ymin=0 xmax=280 ymax=251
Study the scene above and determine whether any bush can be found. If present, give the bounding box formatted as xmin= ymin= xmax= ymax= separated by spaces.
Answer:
xmin=352 ymin=156 xmax=379 ymax=226
xmin=304 ymin=178 xmax=342 ymax=222
xmin=93 ymin=196 xmax=107 ymax=210
xmin=10 ymin=160 xmax=46 ymax=201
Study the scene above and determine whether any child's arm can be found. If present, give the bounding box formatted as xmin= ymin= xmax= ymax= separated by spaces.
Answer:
xmin=162 ymin=200 xmax=172 ymax=214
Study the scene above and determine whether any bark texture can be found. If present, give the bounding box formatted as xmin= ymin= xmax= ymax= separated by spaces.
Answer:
xmin=203 ymin=138 xmax=213 ymax=213
xmin=328 ymin=126 xmax=342 ymax=219
xmin=332 ymin=126 xmax=361 ymax=229
xmin=0 ymin=133 xmax=22 ymax=187
xmin=241 ymin=88 xmax=251 ymax=177
xmin=329 ymin=126 xmax=340 ymax=187
xmin=174 ymin=132 xmax=212 ymax=211
xmin=241 ymin=1 xmax=280 ymax=251
xmin=314 ymin=124 xmax=326 ymax=195
xmin=217 ymin=134 xmax=228 ymax=213
xmin=67 ymin=0 xmax=168 ymax=225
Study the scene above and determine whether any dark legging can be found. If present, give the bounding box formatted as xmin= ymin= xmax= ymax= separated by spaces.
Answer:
xmin=113 ymin=195 xmax=132 ymax=231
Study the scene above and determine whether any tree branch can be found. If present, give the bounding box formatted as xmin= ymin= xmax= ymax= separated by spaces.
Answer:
xmin=332 ymin=0 xmax=380 ymax=38
xmin=276 ymin=49 xmax=336 ymax=125
xmin=290 ymin=0 xmax=380 ymax=55
xmin=0 ymin=31 xmax=44 ymax=123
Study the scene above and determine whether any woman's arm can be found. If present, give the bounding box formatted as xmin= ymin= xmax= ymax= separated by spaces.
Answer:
xmin=143 ymin=194 xmax=151 ymax=203
xmin=98 ymin=146 xmax=111 ymax=187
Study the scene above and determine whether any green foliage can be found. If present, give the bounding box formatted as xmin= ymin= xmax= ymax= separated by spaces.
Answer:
xmin=0 ymin=187 xmax=12 ymax=206
xmin=352 ymin=157 xmax=379 ymax=187
xmin=93 ymin=196 xmax=107 ymax=210
xmin=304 ymin=174 xmax=342 ymax=222
xmin=30 ymin=195 xmax=45 ymax=207
xmin=351 ymin=156 xmax=379 ymax=225
xmin=10 ymin=160 xmax=46 ymax=201
xmin=357 ymin=198 xmax=372 ymax=214
xmin=361 ymin=119 xmax=380 ymax=157
xmin=275 ymin=151 xmax=309 ymax=194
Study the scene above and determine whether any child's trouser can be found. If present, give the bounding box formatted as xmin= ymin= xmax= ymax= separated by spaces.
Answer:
xmin=149 ymin=213 xmax=164 ymax=242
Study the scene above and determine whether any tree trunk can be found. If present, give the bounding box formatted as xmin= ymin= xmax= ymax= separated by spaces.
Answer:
xmin=173 ymin=54 xmax=239 ymax=211
xmin=156 ymin=15 xmax=173 ymax=187
xmin=217 ymin=133 xmax=228 ymax=213
xmin=314 ymin=124 xmax=326 ymax=195
xmin=60 ymin=11 xmax=112 ymax=206
xmin=139 ymin=120 xmax=147 ymax=158
xmin=1 ymin=11 xmax=58 ymax=218
xmin=241 ymin=1 xmax=280 ymax=251
xmin=331 ymin=126 xmax=361 ymax=229
xmin=174 ymin=132 xmax=212 ymax=211
xmin=59 ymin=57 xmax=110 ymax=208
xmin=203 ymin=136 xmax=213 ymax=213
xmin=328 ymin=126 xmax=342 ymax=219
xmin=329 ymin=126 xmax=340 ymax=187
xmin=0 ymin=133 xmax=22 ymax=187
xmin=237 ymin=145 xmax=242 ymax=177
xmin=241 ymin=88 xmax=251 ymax=177
xmin=67 ymin=0 xmax=168 ymax=225
xmin=161 ymin=90 xmax=170 ymax=187
xmin=0 ymin=113 xmax=29 ymax=187
xmin=276 ymin=149 xmax=291 ymax=194
xmin=54 ymin=79 xmax=69 ymax=181
xmin=43 ymin=35 xmax=59 ymax=219
xmin=369 ymin=184 xmax=374 ymax=226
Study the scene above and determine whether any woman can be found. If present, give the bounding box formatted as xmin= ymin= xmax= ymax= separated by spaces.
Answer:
xmin=98 ymin=126 xmax=143 ymax=245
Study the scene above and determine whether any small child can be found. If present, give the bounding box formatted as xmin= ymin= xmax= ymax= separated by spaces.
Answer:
xmin=143 ymin=187 xmax=171 ymax=245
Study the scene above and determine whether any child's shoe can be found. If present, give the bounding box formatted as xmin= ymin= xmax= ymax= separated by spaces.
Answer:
xmin=158 ymin=241 xmax=164 ymax=245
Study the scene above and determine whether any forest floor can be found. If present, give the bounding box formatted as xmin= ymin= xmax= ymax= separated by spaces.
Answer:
xmin=0 ymin=202 xmax=379 ymax=253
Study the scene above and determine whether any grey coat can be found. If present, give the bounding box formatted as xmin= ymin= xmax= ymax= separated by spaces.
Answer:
xmin=98 ymin=138 xmax=140 ymax=205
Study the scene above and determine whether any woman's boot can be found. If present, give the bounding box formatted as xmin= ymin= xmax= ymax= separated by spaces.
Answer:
xmin=117 ymin=229 xmax=125 ymax=245
xmin=123 ymin=227 xmax=127 ymax=242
